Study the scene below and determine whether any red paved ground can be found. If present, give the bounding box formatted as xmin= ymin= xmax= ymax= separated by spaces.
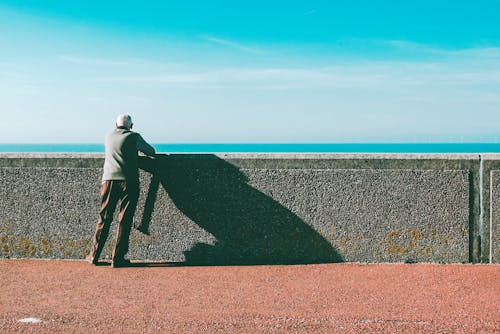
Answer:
xmin=0 ymin=260 xmax=499 ymax=333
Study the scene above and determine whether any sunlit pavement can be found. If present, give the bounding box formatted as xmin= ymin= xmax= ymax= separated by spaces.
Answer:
xmin=1 ymin=260 xmax=498 ymax=333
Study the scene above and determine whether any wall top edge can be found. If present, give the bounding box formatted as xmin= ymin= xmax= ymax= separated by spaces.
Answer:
xmin=481 ymin=154 xmax=500 ymax=160
xmin=0 ymin=153 xmax=104 ymax=158
xmin=0 ymin=152 xmax=482 ymax=160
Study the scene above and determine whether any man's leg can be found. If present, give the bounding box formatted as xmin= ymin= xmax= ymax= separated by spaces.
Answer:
xmin=88 ymin=181 xmax=119 ymax=263
xmin=112 ymin=180 xmax=139 ymax=264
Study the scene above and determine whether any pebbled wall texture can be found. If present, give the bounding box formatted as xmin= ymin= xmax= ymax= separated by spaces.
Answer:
xmin=0 ymin=153 xmax=496 ymax=264
xmin=484 ymin=154 xmax=500 ymax=264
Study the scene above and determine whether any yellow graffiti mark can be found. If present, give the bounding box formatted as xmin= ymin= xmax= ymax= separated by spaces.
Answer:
xmin=410 ymin=230 xmax=422 ymax=240
xmin=386 ymin=230 xmax=398 ymax=241
xmin=1 ymin=235 xmax=90 ymax=259
xmin=387 ymin=244 xmax=407 ymax=254
xmin=19 ymin=237 xmax=35 ymax=257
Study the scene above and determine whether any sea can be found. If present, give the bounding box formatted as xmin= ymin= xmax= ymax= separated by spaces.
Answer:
xmin=0 ymin=143 xmax=499 ymax=153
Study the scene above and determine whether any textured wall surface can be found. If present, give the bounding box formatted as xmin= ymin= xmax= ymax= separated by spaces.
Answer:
xmin=0 ymin=154 xmax=480 ymax=263
xmin=480 ymin=155 xmax=500 ymax=263
xmin=490 ymin=170 xmax=500 ymax=263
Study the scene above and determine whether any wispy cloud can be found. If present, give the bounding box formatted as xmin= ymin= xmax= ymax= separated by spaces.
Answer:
xmin=203 ymin=36 xmax=266 ymax=54
xmin=0 ymin=61 xmax=23 ymax=67
xmin=58 ymin=54 xmax=144 ymax=67
xmin=52 ymin=43 xmax=500 ymax=99
xmin=370 ymin=39 xmax=500 ymax=59
xmin=378 ymin=40 xmax=441 ymax=52
xmin=58 ymin=54 xmax=182 ymax=68
xmin=91 ymin=54 xmax=500 ymax=90
xmin=94 ymin=73 xmax=208 ymax=84
xmin=0 ymin=62 xmax=29 ymax=77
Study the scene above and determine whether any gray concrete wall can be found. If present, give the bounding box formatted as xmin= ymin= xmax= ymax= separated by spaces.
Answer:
xmin=483 ymin=154 xmax=500 ymax=263
xmin=0 ymin=153 xmax=493 ymax=264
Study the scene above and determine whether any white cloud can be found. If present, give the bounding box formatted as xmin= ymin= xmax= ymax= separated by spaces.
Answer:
xmin=57 ymin=54 xmax=182 ymax=68
xmin=89 ymin=58 xmax=500 ymax=91
xmin=58 ymin=54 xmax=130 ymax=66
xmin=2 ymin=40 xmax=500 ymax=142
xmin=203 ymin=36 xmax=266 ymax=54
xmin=370 ymin=39 xmax=500 ymax=59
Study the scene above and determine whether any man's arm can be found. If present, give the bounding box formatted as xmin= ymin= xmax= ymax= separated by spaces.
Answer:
xmin=136 ymin=134 xmax=156 ymax=156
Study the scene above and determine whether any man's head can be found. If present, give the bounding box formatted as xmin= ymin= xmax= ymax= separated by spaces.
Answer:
xmin=116 ymin=114 xmax=133 ymax=129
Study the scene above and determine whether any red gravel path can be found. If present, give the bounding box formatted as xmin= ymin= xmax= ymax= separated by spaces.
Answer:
xmin=0 ymin=260 xmax=499 ymax=333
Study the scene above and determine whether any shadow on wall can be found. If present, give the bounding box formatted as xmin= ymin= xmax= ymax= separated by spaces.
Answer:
xmin=138 ymin=154 xmax=343 ymax=265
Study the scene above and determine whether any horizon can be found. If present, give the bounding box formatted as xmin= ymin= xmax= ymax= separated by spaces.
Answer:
xmin=1 ymin=1 xmax=499 ymax=143
xmin=1 ymin=141 xmax=500 ymax=144
xmin=1 ymin=142 xmax=500 ymax=154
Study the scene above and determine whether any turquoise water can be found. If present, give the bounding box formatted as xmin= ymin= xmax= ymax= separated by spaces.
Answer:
xmin=0 ymin=143 xmax=499 ymax=153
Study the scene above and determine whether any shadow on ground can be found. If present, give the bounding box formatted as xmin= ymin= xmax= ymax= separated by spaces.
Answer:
xmin=137 ymin=154 xmax=343 ymax=265
xmin=91 ymin=261 xmax=183 ymax=268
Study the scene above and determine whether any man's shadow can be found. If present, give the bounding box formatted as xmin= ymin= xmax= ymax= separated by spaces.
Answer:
xmin=137 ymin=154 xmax=343 ymax=265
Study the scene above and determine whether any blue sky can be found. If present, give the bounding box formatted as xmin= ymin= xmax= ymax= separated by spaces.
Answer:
xmin=1 ymin=0 xmax=499 ymax=143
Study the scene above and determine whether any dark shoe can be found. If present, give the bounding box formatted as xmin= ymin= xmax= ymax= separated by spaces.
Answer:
xmin=112 ymin=258 xmax=132 ymax=268
xmin=135 ymin=225 xmax=150 ymax=235
xmin=85 ymin=255 xmax=98 ymax=265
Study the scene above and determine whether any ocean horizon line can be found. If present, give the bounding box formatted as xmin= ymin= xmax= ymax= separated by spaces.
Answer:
xmin=0 ymin=142 xmax=499 ymax=153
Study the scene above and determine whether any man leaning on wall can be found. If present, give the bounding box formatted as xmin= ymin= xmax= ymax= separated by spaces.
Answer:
xmin=86 ymin=114 xmax=156 ymax=268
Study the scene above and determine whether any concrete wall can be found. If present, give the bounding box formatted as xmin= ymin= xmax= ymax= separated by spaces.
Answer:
xmin=0 ymin=153 xmax=495 ymax=264
xmin=483 ymin=154 xmax=500 ymax=263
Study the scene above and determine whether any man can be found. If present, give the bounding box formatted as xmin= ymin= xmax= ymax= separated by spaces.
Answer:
xmin=86 ymin=114 xmax=156 ymax=267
